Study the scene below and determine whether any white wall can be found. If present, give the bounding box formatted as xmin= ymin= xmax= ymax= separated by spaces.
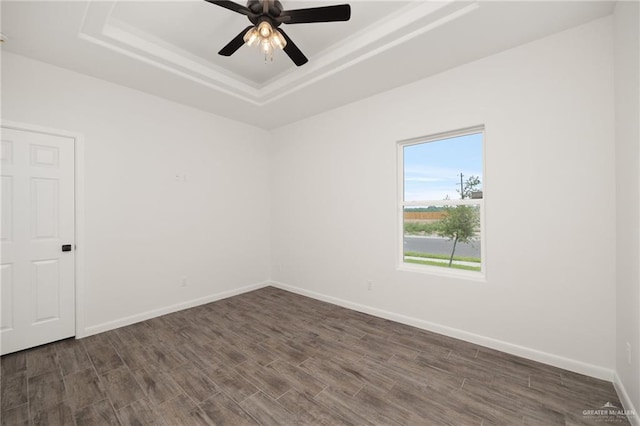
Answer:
xmin=1 ymin=11 xmax=628 ymax=386
xmin=614 ymin=1 xmax=640 ymax=416
xmin=1 ymin=52 xmax=272 ymax=334
xmin=270 ymin=17 xmax=616 ymax=376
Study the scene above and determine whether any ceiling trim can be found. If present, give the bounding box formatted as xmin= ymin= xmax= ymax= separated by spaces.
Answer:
xmin=78 ymin=0 xmax=480 ymax=106
xmin=263 ymin=1 xmax=480 ymax=105
xmin=78 ymin=1 xmax=261 ymax=104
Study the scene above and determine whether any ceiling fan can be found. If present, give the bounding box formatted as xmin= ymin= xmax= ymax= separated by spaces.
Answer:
xmin=206 ymin=0 xmax=351 ymax=66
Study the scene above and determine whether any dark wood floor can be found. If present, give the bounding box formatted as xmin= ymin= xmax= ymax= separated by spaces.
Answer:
xmin=0 ymin=286 xmax=630 ymax=425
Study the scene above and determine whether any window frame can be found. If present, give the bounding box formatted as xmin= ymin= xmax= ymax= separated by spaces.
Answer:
xmin=397 ymin=125 xmax=486 ymax=281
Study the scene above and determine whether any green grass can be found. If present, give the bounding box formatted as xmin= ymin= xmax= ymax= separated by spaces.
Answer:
xmin=403 ymin=222 xmax=440 ymax=234
xmin=404 ymin=258 xmax=481 ymax=271
xmin=404 ymin=251 xmax=480 ymax=263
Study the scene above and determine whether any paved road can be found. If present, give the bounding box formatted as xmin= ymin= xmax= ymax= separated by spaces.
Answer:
xmin=403 ymin=236 xmax=480 ymax=258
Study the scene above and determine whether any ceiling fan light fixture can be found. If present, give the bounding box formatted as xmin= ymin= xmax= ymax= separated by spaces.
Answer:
xmin=243 ymin=27 xmax=260 ymax=47
xmin=269 ymin=29 xmax=286 ymax=50
xmin=257 ymin=21 xmax=273 ymax=38
xmin=242 ymin=20 xmax=286 ymax=61
xmin=261 ymin=38 xmax=273 ymax=54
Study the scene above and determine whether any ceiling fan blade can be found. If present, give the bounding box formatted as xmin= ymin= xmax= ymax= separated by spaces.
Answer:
xmin=218 ymin=25 xmax=254 ymax=56
xmin=205 ymin=0 xmax=252 ymax=16
xmin=278 ymin=29 xmax=308 ymax=66
xmin=277 ymin=4 xmax=351 ymax=24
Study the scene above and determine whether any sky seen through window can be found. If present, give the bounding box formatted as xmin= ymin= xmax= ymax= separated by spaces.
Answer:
xmin=403 ymin=132 xmax=483 ymax=202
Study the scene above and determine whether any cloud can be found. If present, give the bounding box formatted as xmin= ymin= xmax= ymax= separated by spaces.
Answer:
xmin=404 ymin=177 xmax=443 ymax=183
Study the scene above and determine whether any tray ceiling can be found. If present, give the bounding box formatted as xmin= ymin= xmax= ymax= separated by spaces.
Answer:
xmin=1 ymin=1 xmax=614 ymax=128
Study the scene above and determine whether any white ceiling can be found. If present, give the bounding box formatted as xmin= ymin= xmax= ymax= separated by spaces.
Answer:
xmin=1 ymin=0 xmax=614 ymax=129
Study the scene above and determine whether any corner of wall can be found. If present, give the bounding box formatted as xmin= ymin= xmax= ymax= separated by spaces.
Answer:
xmin=614 ymin=0 xmax=640 ymax=417
xmin=614 ymin=373 xmax=640 ymax=426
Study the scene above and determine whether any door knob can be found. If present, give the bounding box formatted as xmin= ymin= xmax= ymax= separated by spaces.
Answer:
xmin=61 ymin=244 xmax=72 ymax=252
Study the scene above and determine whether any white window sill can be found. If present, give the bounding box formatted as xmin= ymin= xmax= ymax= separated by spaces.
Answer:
xmin=397 ymin=262 xmax=486 ymax=282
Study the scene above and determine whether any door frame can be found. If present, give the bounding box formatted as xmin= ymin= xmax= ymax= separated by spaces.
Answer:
xmin=1 ymin=120 xmax=87 ymax=339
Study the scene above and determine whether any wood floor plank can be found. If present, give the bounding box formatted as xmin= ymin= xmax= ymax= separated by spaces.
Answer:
xmin=199 ymin=392 xmax=259 ymax=425
xmin=168 ymin=362 xmax=219 ymax=403
xmin=1 ymin=371 xmax=28 ymax=410
xmin=114 ymin=343 xmax=155 ymax=372
xmin=177 ymin=324 xmax=215 ymax=346
xmin=235 ymin=341 xmax=279 ymax=366
xmin=81 ymin=333 xmax=112 ymax=349
xmin=260 ymin=338 xmax=311 ymax=365
xmin=100 ymin=366 xmax=146 ymax=410
xmin=416 ymin=351 xmax=496 ymax=385
xmin=30 ymin=401 xmax=74 ymax=426
xmin=125 ymin=322 xmax=157 ymax=347
xmin=331 ymin=355 xmax=397 ymax=392
xmin=239 ymin=391 xmax=298 ymax=425
xmin=386 ymin=382 xmax=482 ymax=425
xmin=64 ymin=368 xmax=106 ymax=410
xmin=299 ymin=356 xmax=366 ymax=397
xmin=132 ymin=365 xmax=183 ymax=406
xmin=351 ymin=384 xmax=426 ymax=425
xmin=277 ymin=389 xmax=351 ymax=425
xmin=145 ymin=344 xmax=188 ymax=371
xmin=26 ymin=346 xmax=59 ymax=378
xmin=74 ymin=399 xmax=120 ymax=426
xmin=235 ymin=359 xmax=293 ymax=400
xmin=86 ymin=344 xmax=124 ymax=375
xmin=267 ymin=359 xmax=327 ymax=397
xmin=451 ymin=380 xmax=525 ymax=425
xmin=117 ymin=398 xmax=165 ymax=425
xmin=0 ymin=403 xmax=29 ymax=426
xmin=158 ymin=393 xmax=211 ymax=425
xmin=1 ymin=351 xmax=27 ymax=377
xmin=58 ymin=345 xmax=93 ymax=376
xmin=204 ymin=366 xmax=259 ymax=404
xmin=28 ymin=371 xmax=66 ymax=411
xmin=173 ymin=341 xmax=222 ymax=370
xmin=107 ymin=327 xmax=142 ymax=352
xmin=313 ymin=387 xmax=374 ymax=426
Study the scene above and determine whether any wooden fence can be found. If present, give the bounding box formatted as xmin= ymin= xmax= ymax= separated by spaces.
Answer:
xmin=404 ymin=211 xmax=446 ymax=221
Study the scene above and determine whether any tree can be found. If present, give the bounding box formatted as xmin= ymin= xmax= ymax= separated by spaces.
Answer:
xmin=456 ymin=174 xmax=481 ymax=199
xmin=438 ymin=174 xmax=482 ymax=266
xmin=437 ymin=205 xmax=480 ymax=266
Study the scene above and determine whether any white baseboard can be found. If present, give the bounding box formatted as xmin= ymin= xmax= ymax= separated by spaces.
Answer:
xmin=269 ymin=280 xmax=614 ymax=381
xmin=614 ymin=373 xmax=640 ymax=426
xmin=79 ymin=281 xmax=270 ymax=338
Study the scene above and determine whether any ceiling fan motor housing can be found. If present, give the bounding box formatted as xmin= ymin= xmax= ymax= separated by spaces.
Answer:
xmin=247 ymin=0 xmax=284 ymax=25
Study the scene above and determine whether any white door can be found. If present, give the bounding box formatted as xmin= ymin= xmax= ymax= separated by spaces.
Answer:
xmin=1 ymin=127 xmax=75 ymax=355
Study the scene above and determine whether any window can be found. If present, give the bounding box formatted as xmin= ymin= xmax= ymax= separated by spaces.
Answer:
xmin=398 ymin=127 xmax=484 ymax=277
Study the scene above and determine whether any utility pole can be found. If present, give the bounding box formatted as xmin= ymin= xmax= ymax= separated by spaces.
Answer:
xmin=459 ymin=173 xmax=464 ymax=199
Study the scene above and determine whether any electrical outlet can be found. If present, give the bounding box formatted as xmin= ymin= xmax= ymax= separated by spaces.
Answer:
xmin=366 ymin=280 xmax=373 ymax=291
xmin=180 ymin=277 xmax=188 ymax=287
xmin=626 ymin=342 xmax=632 ymax=365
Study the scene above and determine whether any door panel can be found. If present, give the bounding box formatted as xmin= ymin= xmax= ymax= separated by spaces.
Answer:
xmin=1 ymin=127 xmax=75 ymax=355
xmin=31 ymin=178 xmax=59 ymax=239
xmin=32 ymin=259 xmax=61 ymax=323
xmin=1 ymin=176 xmax=13 ymax=241
xmin=1 ymin=264 xmax=14 ymax=330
